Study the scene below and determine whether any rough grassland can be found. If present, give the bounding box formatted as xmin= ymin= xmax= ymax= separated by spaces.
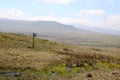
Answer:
xmin=0 ymin=32 xmax=120 ymax=80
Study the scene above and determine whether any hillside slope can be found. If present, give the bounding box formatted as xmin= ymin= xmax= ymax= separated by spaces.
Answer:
xmin=0 ymin=32 xmax=120 ymax=80
xmin=0 ymin=18 xmax=120 ymax=47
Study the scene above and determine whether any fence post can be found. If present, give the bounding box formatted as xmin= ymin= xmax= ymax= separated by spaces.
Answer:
xmin=32 ymin=32 xmax=37 ymax=49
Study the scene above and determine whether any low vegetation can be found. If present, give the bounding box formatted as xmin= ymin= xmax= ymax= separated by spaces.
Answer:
xmin=0 ymin=32 xmax=119 ymax=80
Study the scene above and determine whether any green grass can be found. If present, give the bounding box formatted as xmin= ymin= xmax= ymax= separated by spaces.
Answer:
xmin=0 ymin=32 xmax=120 ymax=80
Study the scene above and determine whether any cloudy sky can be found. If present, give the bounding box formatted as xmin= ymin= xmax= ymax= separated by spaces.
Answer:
xmin=0 ymin=0 xmax=120 ymax=31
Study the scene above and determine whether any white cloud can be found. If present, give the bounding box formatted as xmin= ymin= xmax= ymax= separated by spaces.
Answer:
xmin=0 ymin=8 xmax=24 ymax=19
xmin=76 ymin=9 xmax=106 ymax=16
xmin=43 ymin=0 xmax=77 ymax=4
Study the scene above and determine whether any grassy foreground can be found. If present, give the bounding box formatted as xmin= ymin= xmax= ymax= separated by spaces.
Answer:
xmin=0 ymin=32 xmax=120 ymax=80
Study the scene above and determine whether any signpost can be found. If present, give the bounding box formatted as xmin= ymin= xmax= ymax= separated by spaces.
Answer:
xmin=33 ymin=32 xmax=37 ymax=49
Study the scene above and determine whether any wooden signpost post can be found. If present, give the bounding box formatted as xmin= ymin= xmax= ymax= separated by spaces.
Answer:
xmin=33 ymin=32 xmax=37 ymax=49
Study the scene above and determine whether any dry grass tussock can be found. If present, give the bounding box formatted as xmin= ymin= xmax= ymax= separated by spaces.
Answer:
xmin=0 ymin=48 xmax=67 ymax=70
xmin=69 ymin=69 xmax=120 ymax=80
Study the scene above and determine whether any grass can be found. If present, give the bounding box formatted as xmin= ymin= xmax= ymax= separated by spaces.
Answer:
xmin=0 ymin=32 xmax=120 ymax=80
xmin=0 ymin=48 xmax=67 ymax=70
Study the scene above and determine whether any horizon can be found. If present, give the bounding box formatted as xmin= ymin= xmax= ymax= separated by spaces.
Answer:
xmin=0 ymin=0 xmax=120 ymax=32
xmin=0 ymin=18 xmax=120 ymax=35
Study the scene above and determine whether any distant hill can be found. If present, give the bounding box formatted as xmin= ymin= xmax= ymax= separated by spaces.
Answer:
xmin=74 ymin=24 xmax=120 ymax=35
xmin=0 ymin=18 xmax=120 ymax=47
xmin=0 ymin=18 xmax=76 ymax=33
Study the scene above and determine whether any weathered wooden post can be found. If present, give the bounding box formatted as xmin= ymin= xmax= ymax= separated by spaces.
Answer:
xmin=33 ymin=32 xmax=37 ymax=49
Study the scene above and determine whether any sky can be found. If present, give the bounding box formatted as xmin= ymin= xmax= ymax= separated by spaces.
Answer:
xmin=0 ymin=0 xmax=120 ymax=31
